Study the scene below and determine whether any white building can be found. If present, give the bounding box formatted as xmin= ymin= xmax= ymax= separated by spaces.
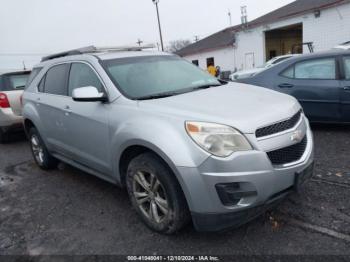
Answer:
xmin=177 ymin=0 xmax=350 ymax=73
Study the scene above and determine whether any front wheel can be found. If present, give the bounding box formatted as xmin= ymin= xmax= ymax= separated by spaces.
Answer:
xmin=29 ymin=127 xmax=58 ymax=170
xmin=126 ymin=152 xmax=190 ymax=234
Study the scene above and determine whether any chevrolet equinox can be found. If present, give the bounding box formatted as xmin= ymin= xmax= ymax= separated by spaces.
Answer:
xmin=22 ymin=46 xmax=314 ymax=234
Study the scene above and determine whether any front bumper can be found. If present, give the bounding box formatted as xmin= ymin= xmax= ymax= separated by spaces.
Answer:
xmin=191 ymin=183 xmax=293 ymax=232
xmin=175 ymin=116 xmax=314 ymax=232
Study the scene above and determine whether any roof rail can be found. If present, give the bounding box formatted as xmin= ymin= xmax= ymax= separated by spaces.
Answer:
xmin=41 ymin=44 xmax=156 ymax=62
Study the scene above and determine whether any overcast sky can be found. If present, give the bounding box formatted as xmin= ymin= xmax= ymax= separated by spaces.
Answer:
xmin=0 ymin=0 xmax=295 ymax=70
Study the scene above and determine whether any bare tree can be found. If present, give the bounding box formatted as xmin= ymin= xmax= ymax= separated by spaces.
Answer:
xmin=166 ymin=39 xmax=192 ymax=53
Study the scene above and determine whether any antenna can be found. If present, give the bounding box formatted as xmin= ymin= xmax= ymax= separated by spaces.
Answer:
xmin=228 ymin=9 xmax=232 ymax=26
xmin=22 ymin=61 xmax=26 ymax=70
xmin=241 ymin=6 xmax=248 ymax=27
xmin=194 ymin=35 xmax=200 ymax=42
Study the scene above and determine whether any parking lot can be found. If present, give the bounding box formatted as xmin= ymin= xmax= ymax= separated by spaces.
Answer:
xmin=0 ymin=124 xmax=349 ymax=256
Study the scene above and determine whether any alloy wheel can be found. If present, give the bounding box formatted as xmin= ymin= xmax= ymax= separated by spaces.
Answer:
xmin=132 ymin=170 xmax=169 ymax=224
xmin=31 ymin=135 xmax=44 ymax=165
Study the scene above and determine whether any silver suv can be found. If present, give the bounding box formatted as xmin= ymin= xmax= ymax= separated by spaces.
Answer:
xmin=23 ymin=46 xmax=314 ymax=234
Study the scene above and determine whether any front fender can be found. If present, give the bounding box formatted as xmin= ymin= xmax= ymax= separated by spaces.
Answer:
xmin=111 ymin=117 xmax=210 ymax=182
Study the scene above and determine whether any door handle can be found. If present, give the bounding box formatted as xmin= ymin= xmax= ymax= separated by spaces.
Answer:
xmin=278 ymin=83 xmax=294 ymax=88
xmin=63 ymin=105 xmax=72 ymax=115
xmin=343 ymin=86 xmax=350 ymax=91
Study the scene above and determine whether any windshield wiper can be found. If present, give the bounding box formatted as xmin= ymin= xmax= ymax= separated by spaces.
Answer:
xmin=136 ymin=84 xmax=222 ymax=100
xmin=136 ymin=91 xmax=182 ymax=100
xmin=189 ymin=84 xmax=221 ymax=91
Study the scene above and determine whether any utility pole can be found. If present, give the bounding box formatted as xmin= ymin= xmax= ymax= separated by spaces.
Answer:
xmin=136 ymin=39 xmax=143 ymax=46
xmin=152 ymin=0 xmax=164 ymax=51
xmin=228 ymin=9 xmax=232 ymax=26
xmin=241 ymin=6 xmax=248 ymax=28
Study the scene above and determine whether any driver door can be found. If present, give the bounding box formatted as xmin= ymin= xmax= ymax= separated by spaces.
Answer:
xmin=63 ymin=62 xmax=111 ymax=175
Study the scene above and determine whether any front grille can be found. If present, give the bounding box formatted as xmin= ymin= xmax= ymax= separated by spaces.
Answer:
xmin=267 ymin=136 xmax=307 ymax=166
xmin=256 ymin=110 xmax=302 ymax=138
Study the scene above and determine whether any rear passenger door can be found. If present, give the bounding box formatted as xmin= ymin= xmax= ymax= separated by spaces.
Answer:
xmin=63 ymin=62 xmax=111 ymax=175
xmin=37 ymin=63 xmax=72 ymax=154
xmin=277 ymin=57 xmax=340 ymax=122
xmin=340 ymin=56 xmax=350 ymax=122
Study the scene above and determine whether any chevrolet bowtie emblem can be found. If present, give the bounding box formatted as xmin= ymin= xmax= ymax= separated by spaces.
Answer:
xmin=291 ymin=130 xmax=303 ymax=142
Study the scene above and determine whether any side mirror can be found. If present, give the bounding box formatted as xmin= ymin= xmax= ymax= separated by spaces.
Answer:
xmin=72 ymin=86 xmax=107 ymax=102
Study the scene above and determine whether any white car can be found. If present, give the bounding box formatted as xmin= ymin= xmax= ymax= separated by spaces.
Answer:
xmin=0 ymin=70 xmax=31 ymax=142
xmin=230 ymin=54 xmax=297 ymax=81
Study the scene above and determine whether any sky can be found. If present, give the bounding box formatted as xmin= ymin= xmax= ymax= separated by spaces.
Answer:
xmin=0 ymin=0 xmax=295 ymax=70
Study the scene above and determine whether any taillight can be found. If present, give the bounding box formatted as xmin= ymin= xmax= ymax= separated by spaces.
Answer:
xmin=0 ymin=93 xmax=10 ymax=108
xmin=20 ymin=94 xmax=23 ymax=107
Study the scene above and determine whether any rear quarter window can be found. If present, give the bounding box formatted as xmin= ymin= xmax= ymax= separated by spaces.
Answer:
xmin=25 ymin=67 xmax=43 ymax=89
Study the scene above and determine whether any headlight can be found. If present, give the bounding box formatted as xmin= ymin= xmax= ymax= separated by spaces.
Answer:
xmin=185 ymin=122 xmax=252 ymax=157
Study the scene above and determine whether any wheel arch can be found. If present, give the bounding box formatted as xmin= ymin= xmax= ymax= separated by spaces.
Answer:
xmin=23 ymin=118 xmax=35 ymax=136
xmin=116 ymin=140 xmax=194 ymax=211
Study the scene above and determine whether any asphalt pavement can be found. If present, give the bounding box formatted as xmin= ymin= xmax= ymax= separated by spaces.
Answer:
xmin=0 ymin=125 xmax=349 ymax=257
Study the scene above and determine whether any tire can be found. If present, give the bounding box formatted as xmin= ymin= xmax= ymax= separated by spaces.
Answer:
xmin=0 ymin=129 xmax=9 ymax=144
xmin=126 ymin=152 xmax=190 ymax=234
xmin=28 ymin=127 xmax=58 ymax=170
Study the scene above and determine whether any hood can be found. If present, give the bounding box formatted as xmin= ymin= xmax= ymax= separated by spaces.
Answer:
xmin=139 ymin=83 xmax=300 ymax=134
xmin=233 ymin=68 xmax=263 ymax=76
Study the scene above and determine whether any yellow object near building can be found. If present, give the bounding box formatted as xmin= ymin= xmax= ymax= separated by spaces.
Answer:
xmin=207 ymin=65 xmax=217 ymax=76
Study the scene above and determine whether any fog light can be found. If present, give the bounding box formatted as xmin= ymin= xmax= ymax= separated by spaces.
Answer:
xmin=216 ymin=183 xmax=257 ymax=206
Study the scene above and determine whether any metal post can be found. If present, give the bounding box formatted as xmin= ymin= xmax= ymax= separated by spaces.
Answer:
xmin=153 ymin=0 xmax=164 ymax=51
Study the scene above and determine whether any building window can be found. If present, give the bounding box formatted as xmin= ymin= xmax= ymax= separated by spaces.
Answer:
xmin=206 ymin=57 xmax=215 ymax=67
xmin=192 ymin=60 xmax=199 ymax=66
xmin=269 ymin=50 xmax=277 ymax=60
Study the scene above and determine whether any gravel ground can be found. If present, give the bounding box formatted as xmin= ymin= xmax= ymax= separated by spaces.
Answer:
xmin=0 ymin=125 xmax=349 ymax=257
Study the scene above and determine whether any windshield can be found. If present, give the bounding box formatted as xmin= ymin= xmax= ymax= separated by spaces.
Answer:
xmin=102 ymin=56 xmax=221 ymax=99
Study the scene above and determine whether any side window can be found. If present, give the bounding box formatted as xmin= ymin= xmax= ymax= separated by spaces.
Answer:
xmin=343 ymin=57 xmax=350 ymax=79
xmin=38 ymin=75 xmax=46 ymax=92
xmin=294 ymin=58 xmax=336 ymax=80
xmin=68 ymin=63 xmax=104 ymax=96
xmin=281 ymin=66 xmax=295 ymax=78
xmin=44 ymin=64 xmax=70 ymax=95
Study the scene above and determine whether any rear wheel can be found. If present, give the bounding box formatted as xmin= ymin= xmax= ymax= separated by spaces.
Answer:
xmin=29 ymin=127 xmax=58 ymax=170
xmin=126 ymin=152 xmax=190 ymax=234
xmin=0 ymin=129 xmax=9 ymax=144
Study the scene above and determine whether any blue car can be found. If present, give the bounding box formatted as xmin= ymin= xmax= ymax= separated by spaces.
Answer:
xmin=239 ymin=49 xmax=350 ymax=123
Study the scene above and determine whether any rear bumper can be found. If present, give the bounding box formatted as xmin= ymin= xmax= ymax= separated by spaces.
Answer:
xmin=0 ymin=108 xmax=23 ymax=131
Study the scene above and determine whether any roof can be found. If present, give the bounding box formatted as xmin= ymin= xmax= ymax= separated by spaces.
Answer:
xmin=269 ymin=48 xmax=350 ymax=64
xmin=249 ymin=0 xmax=350 ymax=27
xmin=0 ymin=70 xmax=31 ymax=76
xmin=176 ymin=0 xmax=350 ymax=56
xmin=95 ymin=51 xmax=171 ymax=60
xmin=37 ymin=50 xmax=172 ymax=68
xmin=175 ymin=28 xmax=236 ymax=57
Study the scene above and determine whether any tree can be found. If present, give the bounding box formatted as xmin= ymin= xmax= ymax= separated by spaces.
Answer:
xmin=166 ymin=39 xmax=192 ymax=53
